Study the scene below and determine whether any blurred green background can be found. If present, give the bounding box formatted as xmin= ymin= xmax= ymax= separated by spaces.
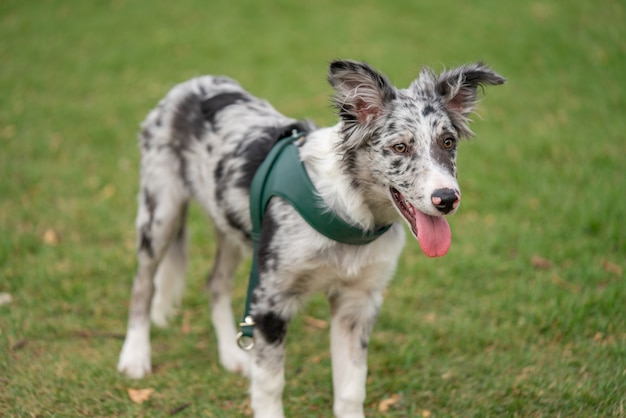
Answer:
xmin=1 ymin=0 xmax=624 ymax=416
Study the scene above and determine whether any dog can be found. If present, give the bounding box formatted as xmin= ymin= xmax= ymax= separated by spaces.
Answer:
xmin=117 ymin=60 xmax=504 ymax=417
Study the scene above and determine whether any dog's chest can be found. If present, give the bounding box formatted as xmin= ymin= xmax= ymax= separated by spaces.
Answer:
xmin=271 ymin=222 xmax=406 ymax=291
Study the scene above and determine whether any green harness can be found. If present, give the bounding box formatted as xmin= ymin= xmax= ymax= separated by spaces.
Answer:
xmin=236 ymin=130 xmax=391 ymax=350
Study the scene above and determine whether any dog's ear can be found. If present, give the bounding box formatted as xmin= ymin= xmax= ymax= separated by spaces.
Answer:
xmin=328 ymin=60 xmax=396 ymax=126
xmin=435 ymin=62 xmax=505 ymax=137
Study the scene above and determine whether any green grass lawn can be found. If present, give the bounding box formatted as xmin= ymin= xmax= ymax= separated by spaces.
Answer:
xmin=1 ymin=0 xmax=624 ymax=416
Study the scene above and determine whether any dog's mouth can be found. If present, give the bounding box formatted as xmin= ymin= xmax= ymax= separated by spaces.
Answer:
xmin=390 ymin=187 xmax=451 ymax=257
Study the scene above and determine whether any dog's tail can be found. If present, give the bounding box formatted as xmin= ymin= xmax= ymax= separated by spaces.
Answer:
xmin=150 ymin=223 xmax=188 ymax=327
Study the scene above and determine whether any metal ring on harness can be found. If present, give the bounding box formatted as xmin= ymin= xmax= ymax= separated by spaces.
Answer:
xmin=236 ymin=316 xmax=256 ymax=351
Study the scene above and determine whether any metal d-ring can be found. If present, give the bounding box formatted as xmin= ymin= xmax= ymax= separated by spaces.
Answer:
xmin=236 ymin=316 xmax=256 ymax=351
xmin=236 ymin=332 xmax=255 ymax=351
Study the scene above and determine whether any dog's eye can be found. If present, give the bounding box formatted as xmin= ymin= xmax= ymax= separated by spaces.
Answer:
xmin=392 ymin=143 xmax=409 ymax=154
xmin=442 ymin=137 xmax=456 ymax=150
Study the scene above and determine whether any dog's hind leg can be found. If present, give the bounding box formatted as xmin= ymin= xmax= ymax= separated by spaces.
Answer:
xmin=150 ymin=205 xmax=188 ymax=328
xmin=329 ymin=288 xmax=383 ymax=418
xmin=118 ymin=182 xmax=188 ymax=379
xmin=206 ymin=229 xmax=250 ymax=375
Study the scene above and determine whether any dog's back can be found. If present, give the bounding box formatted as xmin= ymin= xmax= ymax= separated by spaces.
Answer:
xmin=138 ymin=76 xmax=313 ymax=246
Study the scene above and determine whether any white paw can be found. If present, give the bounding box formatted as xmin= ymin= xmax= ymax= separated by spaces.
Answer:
xmin=117 ymin=331 xmax=151 ymax=379
xmin=219 ymin=345 xmax=251 ymax=377
xmin=333 ymin=400 xmax=365 ymax=418
xmin=254 ymin=409 xmax=285 ymax=418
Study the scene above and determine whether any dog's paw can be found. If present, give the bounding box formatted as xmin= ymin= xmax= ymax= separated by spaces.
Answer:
xmin=118 ymin=357 xmax=151 ymax=379
xmin=117 ymin=333 xmax=151 ymax=379
xmin=219 ymin=346 xmax=251 ymax=377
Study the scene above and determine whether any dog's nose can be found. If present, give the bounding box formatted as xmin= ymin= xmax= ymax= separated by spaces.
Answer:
xmin=431 ymin=188 xmax=460 ymax=214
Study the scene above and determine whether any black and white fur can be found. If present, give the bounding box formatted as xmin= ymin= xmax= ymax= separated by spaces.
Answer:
xmin=117 ymin=60 xmax=504 ymax=417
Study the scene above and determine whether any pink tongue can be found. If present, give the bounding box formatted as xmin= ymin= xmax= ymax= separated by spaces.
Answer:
xmin=414 ymin=212 xmax=451 ymax=257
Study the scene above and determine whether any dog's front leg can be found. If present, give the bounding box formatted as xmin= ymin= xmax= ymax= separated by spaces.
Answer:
xmin=249 ymin=310 xmax=289 ymax=418
xmin=329 ymin=289 xmax=382 ymax=418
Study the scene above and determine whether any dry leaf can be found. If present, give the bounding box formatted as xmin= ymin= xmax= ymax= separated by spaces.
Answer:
xmin=378 ymin=393 xmax=401 ymax=412
xmin=43 ymin=229 xmax=59 ymax=245
xmin=99 ymin=184 xmax=116 ymax=200
xmin=531 ymin=255 xmax=552 ymax=270
xmin=552 ymin=275 xmax=581 ymax=293
xmin=1 ymin=125 xmax=16 ymax=139
xmin=422 ymin=410 xmax=432 ymax=418
xmin=10 ymin=339 xmax=27 ymax=351
xmin=169 ymin=403 xmax=191 ymax=415
xmin=602 ymin=260 xmax=622 ymax=277
xmin=592 ymin=332 xmax=615 ymax=346
xmin=127 ymin=388 xmax=154 ymax=404
xmin=441 ymin=371 xmax=454 ymax=380
xmin=0 ymin=292 xmax=12 ymax=306
xmin=304 ymin=315 xmax=328 ymax=330
xmin=181 ymin=311 xmax=192 ymax=334
xmin=424 ymin=312 xmax=437 ymax=323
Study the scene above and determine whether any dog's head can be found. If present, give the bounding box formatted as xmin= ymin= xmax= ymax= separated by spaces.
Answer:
xmin=328 ymin=60 xmax=505 ymax=257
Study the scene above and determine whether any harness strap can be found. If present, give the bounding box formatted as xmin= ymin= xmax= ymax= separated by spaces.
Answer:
xmin=237 ymin=131 xmax=391 ymax=350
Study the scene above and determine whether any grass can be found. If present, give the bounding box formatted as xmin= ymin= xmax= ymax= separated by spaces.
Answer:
xmin=1 ymin=0 xmax=625 ymax=416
